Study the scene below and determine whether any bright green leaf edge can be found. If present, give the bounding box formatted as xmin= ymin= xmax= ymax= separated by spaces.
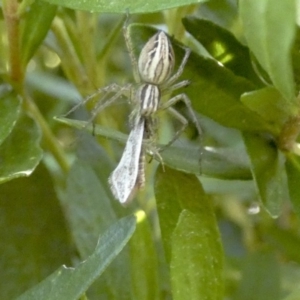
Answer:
xmin=40 ymin=0 xmax=208 ymax=13
xmin=242 ymin=132 xmax=289 ymax=217
xmin=17 ymin=215 xmax=136 ymax=300
xmin=0 ymin=114 xmax=43 ymax=184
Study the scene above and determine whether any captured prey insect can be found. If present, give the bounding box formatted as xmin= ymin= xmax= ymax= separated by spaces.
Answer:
xmin=67 ymin=21 xmax=202 ymax=204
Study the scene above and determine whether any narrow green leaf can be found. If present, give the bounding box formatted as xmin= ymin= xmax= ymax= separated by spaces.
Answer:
xmin=57 ymin=117 xmax=252 ymax=179
xmin=171 ymin=209 xmax=223 ymax=300
xmin=183 ymin=16 xmax=262 ymax=86
xmin=286 ymin=154 xmax=300 ymax=219
xmin=242 ymin=132 xmax=289 ymax=217
xmin=163 ymin=144 xmax=252 ymax=180
xmin=41 ymin=0 xmax=207 ymax=13
xmin=0 ymin=164 xmax=73 ymax=299
xmin=233 ymin=251 xmax=280 ymax=300
xmin=26 ymin=71 xmax=81 ymax=104
xmin=21 ymin=0 xmax=57 ymax=66
xmin=17 ymin=215 xmax=136 ymax=300
xmin=59 ymin=153 xmax=132 ymax=299
xmin=0 ymin=114 xmax=43 ymax=183
xmin=200 ymin=177 xmax=255 ymax=200
xmin=130 ymin=214 xmax=159 ymax=300
xmin=60 ymin=159 xmax=117 ymax=257
xmin=291 ymin=27 xmax=300 ymax=91
xmin=55 ymin=117 xmax=128 ymax=144
xmin=239 ymin=0 xmax=296 ymax=104
xmin=0 ymin=91 xmax=21 ymax=145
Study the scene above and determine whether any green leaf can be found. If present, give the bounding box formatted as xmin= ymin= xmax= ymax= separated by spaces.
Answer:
xmin=266 ymin=226 xmax=300 ymax=264
xmin=0 ymin=164 xmax=73 ymax=299
xmin=171 ymin=210 xmax=224 ymax=300
xmin=0 ymin=114 xmax=43 ymax=183
xmin=233 ymin=251 xmax=280 ymax=300
xmin=21 ymin=0 xmax=57 ymax=67
xmin=130 ymin=213 xmax=159 ymax=300
xmin=285 ymin=154 xmax=300 ymax=219
xmin=241 ymin=87 xmax=291 ymax=136
xmin=291 ymin=27 xmax=300 ymax=92
xmin=239 ymin=0 xmax=296 ymax=105
xmin=0 ymin=91 xmax=21 ymax=145
xmin=155 ymin=167 xmax=223 ymax=282
xmin=183 ymin=16 xmax=262 ymax=86
xmin=17 ymin=215 xmax=136 ymax=300
xmin=242 ymin=132 xmax=289 ymax=217
xmin=185 ymin=51 xmax=273 ymax=133
xmin=75 ymin=132 xmax=117 ymax=199
xmin=55 ymin=117 xmax=128 ymax=144
xmin=59 ymin=151 xmax=132 ymax=299
xmin=129 ymin=24 xmax=274 ymax=133
xmin=163 ymin=144 xmax=252 ymax=180
xmin=60 ymin=159 xmax=117 ymax=257
xmin=56 ymin=117 xmax=252 ymax=179
xmin=198 ymin=0 xmax=239 ymax=29
xmin=41 ymin=0 xmax=207 ymax=13
xmin=283 ymin=288 xmax=300 ymax=300
xmin=26 ymin=71 xmax=81 ymax=104
xmin=200 ymin=177 xmax=255 ymax=200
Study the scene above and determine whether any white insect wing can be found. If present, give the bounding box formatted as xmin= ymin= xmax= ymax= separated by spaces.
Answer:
xmin=108 ymin=117 xmax=145 ymax=204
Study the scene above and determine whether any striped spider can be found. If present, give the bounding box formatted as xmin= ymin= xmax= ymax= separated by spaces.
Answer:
xmin=68 ymin=21 xmax=202 ymax=204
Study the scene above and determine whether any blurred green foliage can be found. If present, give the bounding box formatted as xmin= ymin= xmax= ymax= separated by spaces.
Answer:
xmin=1 ymin=0 xmax=300 ymax=299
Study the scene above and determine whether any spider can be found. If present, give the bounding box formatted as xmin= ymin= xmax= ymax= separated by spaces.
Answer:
xmin=67 ymin=19 xmax=202 ymax=204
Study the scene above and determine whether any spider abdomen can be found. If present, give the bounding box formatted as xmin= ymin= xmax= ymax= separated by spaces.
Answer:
xmin=138 ymin=83 xmax=160 ymax=116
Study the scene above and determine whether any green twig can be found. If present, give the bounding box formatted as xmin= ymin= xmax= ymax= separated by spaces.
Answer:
xmin=2 ymin=0 xmax=23 ymax=84
xmin=51 ymin=17 xmax=92 ymax=96
xmin=24 ymin=96 xmax=70 ymax=173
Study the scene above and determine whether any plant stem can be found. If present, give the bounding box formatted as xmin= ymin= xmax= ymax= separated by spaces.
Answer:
xmin=76 ymin=11 xmax=98 ymax=86
xmin=51 ymin=17 xmax=92 ymax=96
xmin=2 ymin=0 xmax=23 ymax=84
xmin=278 ymin=115 xmax=300 ymax=152
xmin=164 ymin=5 xmax=198 ymax=40
xmin=23 ymin=95 xmax=70 ymax=173
xmin=3 ymin=0 xmax=69 ymax=174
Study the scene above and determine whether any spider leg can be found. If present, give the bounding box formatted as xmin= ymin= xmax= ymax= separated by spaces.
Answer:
xmin=162 ymin=47 xmax=191 ymax=88
xmin=85 ymin=84 xmax=132 ymax=124
xmin=160 ymin=93 xmax=202 ymax=139
xmin=158 ymin=107 xmax=188 ymax=152
xmin=123 ymin=14 xmax=140 ymax=84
